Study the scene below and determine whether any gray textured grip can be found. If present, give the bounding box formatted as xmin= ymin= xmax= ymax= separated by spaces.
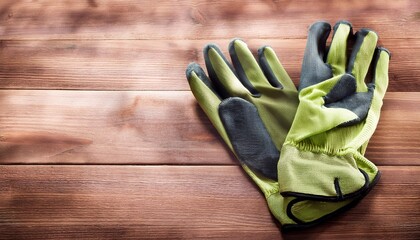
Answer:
xmin=219 ymin=97 xmax=279 ymax=180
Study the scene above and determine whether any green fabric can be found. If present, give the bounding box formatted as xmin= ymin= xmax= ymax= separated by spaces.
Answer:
xmin=352 ymin=31 xmax=378 ymax=92
xmin=280 ymin=145 xmax=367 ymax=197
xmin=278 ymin=22 xmax=390 ymax=199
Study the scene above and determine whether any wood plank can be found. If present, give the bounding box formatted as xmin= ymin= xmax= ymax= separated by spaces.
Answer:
xmin=0 ymin=90 xmax=233 ymax=165
xmin=0 ymin=39 xmax=418 ymax=91
xmin=0 ymin=165 xmax=418 ymax=239
xmin=0 ymin=90 xmax=418 ymax=166
xmin=1 ymin=1 xmax=417 ymax=240
xmin=0 ymin=0 xmax=419 ymax=40
xmin=367 ymin=92 xmax=420 ymax=165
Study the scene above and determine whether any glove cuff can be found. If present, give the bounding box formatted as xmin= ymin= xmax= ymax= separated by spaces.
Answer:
xmin=278 ymin=144 xmax=378 ymax=201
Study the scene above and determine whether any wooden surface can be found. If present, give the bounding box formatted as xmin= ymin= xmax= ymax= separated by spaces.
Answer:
xmin=0 ymin=0 xmax=419 ymax=239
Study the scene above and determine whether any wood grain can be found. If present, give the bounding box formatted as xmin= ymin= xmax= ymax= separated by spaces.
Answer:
xmin=0 ymin=90 xmax=232 ymax=165
xmin=0 ymin=0 xmax=419 ymax=238
xmin=0 ymin=0 xmax=419 ymax=40
xmin=0 ymin=90 xmax=418 ymax=166
xmin=0 ymin=165 xmax=418 ymax=239
xmin=0 ymin=39 xmax=418 ymax=91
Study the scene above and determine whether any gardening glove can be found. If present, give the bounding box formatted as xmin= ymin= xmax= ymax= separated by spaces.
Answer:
xmin=186 ymin=39 xmax=298 ymax=182
xmin=278 ymin=20 xmax=390 ymax=212
xmin=185 ymin=39 xmax=374 ymax=230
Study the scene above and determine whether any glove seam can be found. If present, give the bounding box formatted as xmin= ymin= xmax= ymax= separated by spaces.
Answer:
xmin=284 ymin=141 xmax=357 ymax=157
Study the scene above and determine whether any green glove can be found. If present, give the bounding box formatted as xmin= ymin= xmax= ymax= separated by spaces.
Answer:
xmin=278 ymin=21 xmax=390 ymax=206
xmin=186 ymin=39 xmax=298 ymax=182
xmin=185 ymin=38 xmax=376 ymax=230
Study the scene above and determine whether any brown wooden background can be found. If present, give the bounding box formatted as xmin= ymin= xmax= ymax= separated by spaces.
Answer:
xmin=0 ymin=0 xmax=419 ymax=239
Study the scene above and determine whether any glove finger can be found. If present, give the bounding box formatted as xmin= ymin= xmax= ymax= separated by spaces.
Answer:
xmin=186 ymin=63 xmax=232 ymax=149
xmin=204 ymin=44 xmax=255 ymax=98
xmin=219 ymin=97 xmax=280 ymax=180
xmin=326 ymin=21 xmax=353 ymax=76
xmin=346 ymin=48 xmax=390 ymax=149
xmin=228 ymin=39 xmax=273 ymax=92
xmin=371 ymin=47 xmax=390 ymax=100
xmin=300 ymin=21 xmax=333 ymax=90
xmin=347 ymin=29 xmax=378 ymax=92
xmin=258 ymin=46 xmax=297 ymax=91
xmin=186 ymin=62 xmax=221 ymax=101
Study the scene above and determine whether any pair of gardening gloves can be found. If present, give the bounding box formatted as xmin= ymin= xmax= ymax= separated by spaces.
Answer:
xmin=185 ymin=21 xmax=390 ymax=230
